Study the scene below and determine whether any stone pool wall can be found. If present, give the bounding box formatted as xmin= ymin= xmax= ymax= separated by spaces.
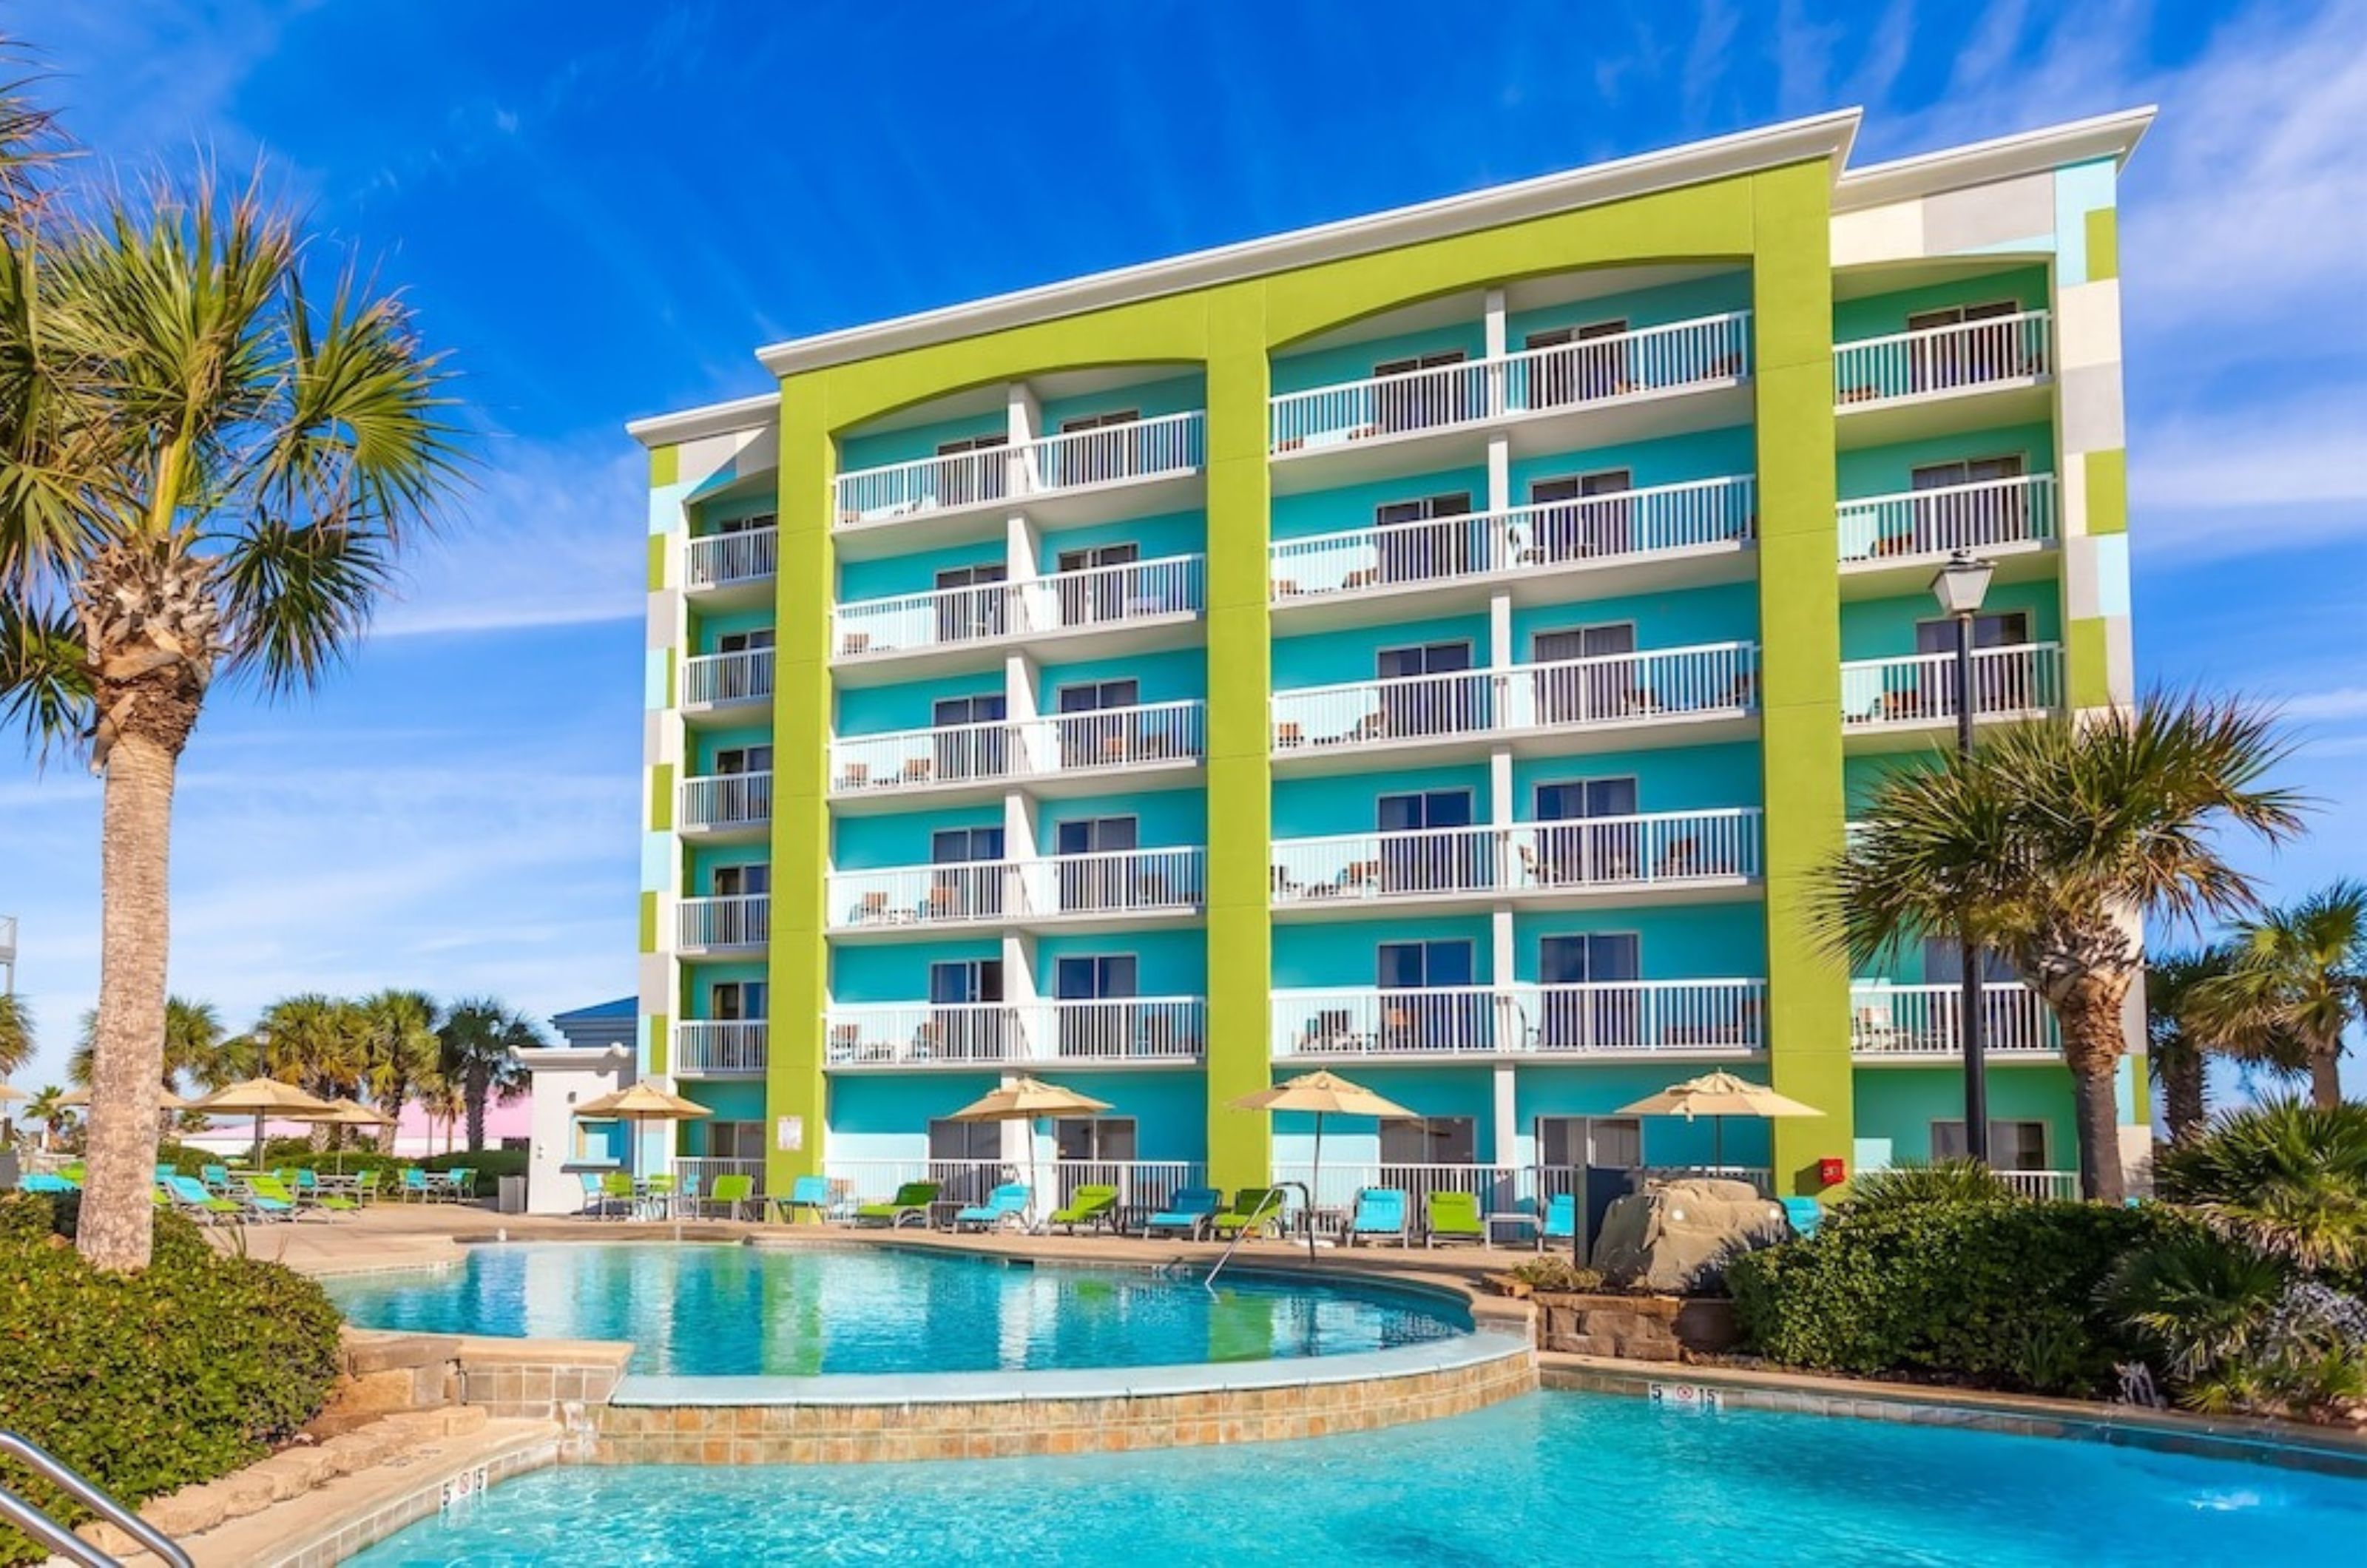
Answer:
xmin=587 ymin=1345 xmax=1539 ymax=1464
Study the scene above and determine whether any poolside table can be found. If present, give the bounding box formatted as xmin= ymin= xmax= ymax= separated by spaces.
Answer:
xmin=1485 ymin=1211 xmax=1541 ymax=1248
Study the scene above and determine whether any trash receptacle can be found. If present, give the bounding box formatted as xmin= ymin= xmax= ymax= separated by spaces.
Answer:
xmin=496 ymin=1175 xmax=527 ymax=1215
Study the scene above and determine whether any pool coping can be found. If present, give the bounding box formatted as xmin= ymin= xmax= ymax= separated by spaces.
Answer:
xmin=1542 ymin=1354 xmax=2367 ymax=1479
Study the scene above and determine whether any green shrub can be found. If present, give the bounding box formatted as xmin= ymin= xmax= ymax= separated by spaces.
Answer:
xmin=1728 ymin=1197 xmax=2186 ymax=1396
xmin=0 ymin=1194 xmax=344 ymax=1563
xmin=1848 ymin=1158 xmax=2019 ymax=1212
xmin=421 ymin=1148 xmax=526 ymax=1179
xmin=1502 ymin=1255 xmax=1604 ymax=1294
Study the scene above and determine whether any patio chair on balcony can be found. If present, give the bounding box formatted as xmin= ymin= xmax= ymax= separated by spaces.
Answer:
xmin=1654 ymin=837 xmax=1704 ymax=879
xmin=827 ymin=1024 xmax=861 ymax=1063
xmin=898 ymin=757 xmax=934 ymax=786
xmin=836 ymin=762 xmax=871 ymax=791
xmin=1850 ymin=1004 xmax=1902 ymax=1053
xmin=1345 ymin=1188 xmax=1409 ymax=1248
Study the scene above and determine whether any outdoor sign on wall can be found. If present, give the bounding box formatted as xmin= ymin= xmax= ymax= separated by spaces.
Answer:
xmin=776 ymin=1115 xmax=803 ymax=1152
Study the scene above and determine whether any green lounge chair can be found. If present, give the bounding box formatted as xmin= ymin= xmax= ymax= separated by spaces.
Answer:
xmin=1209 ymin=1187 xmax=1289 ymax=1240
xmin=1047 ymin=1183 xmax=1119 ymax=1234
xmin=1424 ymin=1189 xmax=1486 ymax=1247
xmin=708 ymin=1173 xmax=756 ymax=1220
xmin=243 ymin=1175 xmax=314 ymax=1222
xmin=854 ymin=1181 xmax=939 ymax=1229
xmin=164 ymin=1175 xmax=243 ymax=1224
xmin=598 ymin=1171 xmax=636 ymax=1219
xmin=294 ymin=1169 xmax=359 ymax=1213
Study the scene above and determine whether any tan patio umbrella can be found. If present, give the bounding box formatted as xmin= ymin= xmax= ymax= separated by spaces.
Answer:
xmin=193 ymin=1078 xmax=337 ymax=1166
xmin=948 ymin=1077 xmax=1112 ymax=1231
xmin=1615 ymin=1069 xmax=1824 ymax=1170
xmin=573 ymin=1081 xmax=712 ymax=1187
xmin=58 ymin=1085 xmax=192 ymax=1109
xmin=0 ymin=1084 xmax=25 ymax=1104
xmin=311 ymin=1098 xmax=396 ymax=1172
xmin=1232 ymin=1069 xmax=1417 ymax=1260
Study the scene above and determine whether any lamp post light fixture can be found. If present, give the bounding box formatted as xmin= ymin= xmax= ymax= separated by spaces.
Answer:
xmin=1929 ymin=550 xmax=1996 ymax=1163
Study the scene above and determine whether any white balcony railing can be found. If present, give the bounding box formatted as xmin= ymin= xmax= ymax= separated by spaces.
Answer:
xmin=1270 ymin=809 xmax=1760 ymax=906
xmin=676 ymin=894 xmax=769 ymax=951
xmin=825 ymin=998 xmax=1207 ymax=1068
xmin=1996 ymin=1170 xmax=2081 ymax=1200
xmin=681 ymin=648 xmax=774 ymax=709
xmin=1272 ymin=979 xmax=1766 ymax=1060
xmin=1850 ymin=982 xmax=2059 ymax=1057
xmin=674 ymin=1020 xmax=767 ymax=1076
xmin=1270 ymin=477 xmax=1755 ymax=603
xmin=678 ymin=771 xmax=771 ymax=834
xmin=1269 ymin=312 xmax=1752 ymax=453
xmin=828 ymin=847 xmax=1206 ymax=930
xmin=823 ymin=1158 xmax=1206 ymax=1214
xmin=674 ymin=1157 xmax=768 ymax=1197
xmin=1269 ymin=1163 xmax=1775 ymax=1225
xmin=684 ymin=527 xmax=778 ymax=591
xmin=1272 ymin=642 xmax=1757 ymax=751
xmin=834 ymin=410 xmax=1205 ymax=527
xmin=1840 ymin=643 xmax=2062 ymax=731
xmin=834 ymin=554 xmax=1204 ymax=659
xmin=831 ymin=700 xmax=1205 ymax=795
xmin=1834 ymin=310 xmax=2051 ymax=408
xmin=1837 ymin=475 xmax=2056 ymax=564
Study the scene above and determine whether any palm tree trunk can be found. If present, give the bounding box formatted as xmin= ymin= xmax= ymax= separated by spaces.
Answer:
xmin=2056 ymin=987 xmax=2129 ymax=1205
xmin=2309 ymin=1036 xmax=2345 ymax=1109
xmin=465 ymin=1068 xmax=487 ymax=1152
xmin=2158 ymin=1046 xmax=2208 ymax=1144
xmin=80 ymin=732 xmax=176 ymax=1272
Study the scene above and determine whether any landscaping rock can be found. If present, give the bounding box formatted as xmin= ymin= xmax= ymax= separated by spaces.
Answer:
xmin=1592 ymin=1178 xmax=1789 ymax=1294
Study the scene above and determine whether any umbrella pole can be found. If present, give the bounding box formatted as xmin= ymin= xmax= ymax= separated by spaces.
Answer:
xmin=1307 ymin=1112 xmax=1323 ymax=1263
xmin=1026 ymin=1115 xmax=1041 ymax=1235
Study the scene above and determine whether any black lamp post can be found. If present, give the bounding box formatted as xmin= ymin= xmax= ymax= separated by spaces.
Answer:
xmin=1930 ymin=550 xmax=1996 ymax=1163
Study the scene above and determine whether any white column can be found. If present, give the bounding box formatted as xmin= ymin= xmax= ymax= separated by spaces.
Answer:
xmin=1492 ymin=1063 xmax=1519 ymax=1170
xmin=1007 ymin=382 xmax=1042 ymax=495
xmin=1485 ymin=288 xmax=1509 ymax=422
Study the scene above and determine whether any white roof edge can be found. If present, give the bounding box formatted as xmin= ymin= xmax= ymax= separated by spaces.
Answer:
xmin=749 ymin=109 xmax=1863 ymax=378
xmin=626 ymin=389 xmax=781 ymax=450
xmin=1831 ymin=105 xmax=2156 ymax=214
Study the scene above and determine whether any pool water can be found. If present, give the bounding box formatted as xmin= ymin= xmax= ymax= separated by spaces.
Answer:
xmin=347 ymin=1391 xmax=2367 ymax=1567
xmin=325 ymin=1244 xmax=1470 ymax=1376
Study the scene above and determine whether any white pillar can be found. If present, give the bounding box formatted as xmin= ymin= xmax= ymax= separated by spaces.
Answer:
xmin=1492 ymin=1063 xmax=1519 ymax=1170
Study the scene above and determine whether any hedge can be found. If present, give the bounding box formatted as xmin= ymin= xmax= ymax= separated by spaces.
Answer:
xmin=0 ymin=1194 xmax=344 ymax=1563
xmin=1727 ymin=1197 xmax=2189 ymax=1397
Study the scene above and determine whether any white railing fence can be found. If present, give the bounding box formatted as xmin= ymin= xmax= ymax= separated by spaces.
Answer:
xmin=685 ymin=527 xmax=779 ymax=590
xmin=1272 ymin=642 xmax=1757 ymax=750
xmin=834 ymin=554 xmax=1204 ymax=659
xmin=673 ymin=1021 xmax=767 ymax=1076
xmin=1837 ymin=474 xmax=2056 ymax=563
xmin=1512 ymin=980 xmax=1767 ymax=1053
xmin=1995 ymin=1170 xmax=2081 ymax=1200
xmin=834 ymin=411 xmax=1206 ymax=526
xmin=1270 ymin=809 xmax=1760 ymax=906
xmin=673 ymin=1157 xmax=766 ymax=1198
xmin=831 ymin=700 xmax=1206 ymax=794
xmin=676 ymin=894 xmax=769 ymax=950
xmin=1272 ymin=986 xmax=1503 ymax=1058
xmin=681 ymin=648 xmax=774 ymax=709
xmin=1272 ymin=980 xmax=1767 ymax=1058
xmin=679 ymin=771 xmax=771 ymax=832
xmin=1849 ymin=983 xmax=2059 ymax=1056
xmin=826 ymin=998 xmax=1208 ymax=1067
xmin=1840 ymin=643 xmax=2062 ymax=729
xmin=1834 ymin=310 xmax=2050 ymax=406
xmin=1271 ymin=476 xmax=1755 ymax=602
xmin=828 ymin=848 xmax=1206 ymax=930
xmin=1269 ymin=312 xmax=1752 ymax=453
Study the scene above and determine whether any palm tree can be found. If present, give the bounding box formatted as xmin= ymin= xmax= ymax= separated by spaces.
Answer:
xmin=1826 ymin=695 xmax=2301 ymax=1203
xmin=2152 ymin=1099 xmax=2367 ymax=1275
xmin=359 ymin=988 xmax=438 ymax=1152
xmin=2148 ymin=949 xmax=2235 ymax=1144
xmin=0 ymin=990 xmax=30 ymax=1081
xmin=251 ymin=995 xmax=370 ymax=1104
xmin=69 ymin=994 xmax=228 ymax=1093
xmin=24 ymin=1083 xmax=71 ymax=1151
xmin=2193 ymin=882 xmax=2367 ymax=1111
xmin=0 ymin=164 xmax=467 ymax=1269
xmin=435 ymin=999 xmax=539 ymax=1152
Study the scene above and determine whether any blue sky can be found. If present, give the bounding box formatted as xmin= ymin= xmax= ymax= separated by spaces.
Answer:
xmin=3 ymin=0 xmax=2363 ymax=1093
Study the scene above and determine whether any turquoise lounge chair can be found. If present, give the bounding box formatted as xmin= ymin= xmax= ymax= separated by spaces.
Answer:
xmin=1780 ymin=1196 xmax=1822 ymax=1239
xmin=399 ymin=1167 xmax=433 ymax=1203
xmin=1424 ymin=1189 xmax=1486 ymax=1247
xmin=445 ymin=1167 xmax=479 ymax=1201
xmin=577 ymin=1172 xmax=606 ymax=1214
xmin=1541 ymin=1192 xmax=1578 ymax=1248
xmin=164 ymin=1175 xmax=243 ymax=1224
xmin=953 ymin=1183 xmax=1030 ymax=1233
xmin=775 ymin=1174 xmax=831 ymax=1225
xmin=1142 ymin=1186 xmax=1221 ymax=1240
xmin=21 ymin=1174 xmax=72 ymax=1194
xmin=200 ymin=1164 xmax=232 ymax=1194
xmin=293 ymin=1169 xmax=358 ymax=1213
xmin=1346 ymin=1188 xmax=1409 ymax=1247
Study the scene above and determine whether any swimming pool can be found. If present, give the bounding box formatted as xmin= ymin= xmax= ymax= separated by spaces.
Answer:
xmin=325 ymin=1243 xmax=1470 ymax=1376
xmin=347 ymin=1390 xmax=2367 ymax=1566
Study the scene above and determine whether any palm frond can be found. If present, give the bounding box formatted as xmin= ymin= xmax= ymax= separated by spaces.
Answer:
xmin=211 ymin=516 xmax=393 ymax=695
xmin=0 ymin=595 xmax=90 ymax=756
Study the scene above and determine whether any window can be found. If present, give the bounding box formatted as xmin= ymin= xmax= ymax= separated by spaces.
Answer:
xmin=715 ymin=628 xmax=774 ymax=654
xmin=1371 ymin=492 xmax=1477 ymax=583
xmin=1376 ymin=941 xmax=1482 ymax=1050
xmin=712 ymin=745 xmax=771 ymax=774
xmin=928 ymin=828 xmax=1004 ymax=919
xmin=1380 ymin=1115 xmax=1476 ymax=1165
xmin=931 ymin=828 xmax=1004 ymax=863
xmin=1528 ymin=469 xmax=1634 ymax=561
xmin=1526 ymin=319 xmax=1628 ymax=405
xmin=1053 ymin=680 xmax=1142 ymax=771
xmin=1931 ymin=1120 xmax=2050 ymax=1172
xmin=705 ymin=629 xmax=773 ymax=701
xmin=1375 ymin=640 xmax=1479 ymax=738
xmin=1537 ymin=934 xmax=1644 ymax=1049
xmin=706 ymin=1121 xmax=761 ymax=1161
xmin=1530 ymin=777 xmax=1642 ymax=888
xmin=1912 ymin=613 xmax=2036 ymax=716
xmin=931 ymin=692 xmax=1010 ymax=781
xmin=709 ymin=981 xmax=765 ymax=1021
xmin=928 ymin=960 xmax=1002 ymax=1004
xmin=1053 ymin=543 xmax=1142 ymax=624
xmin=1054 ymin=816 xmax=1138 ymax=854
xmin=1530 ymin=624 xmax=1637 ymax=726
xmin=926 ymin=962 xmax=1005 ymax=1063
xmin=933 ymin=562 xmax=1008 ymax=642
xmin=1902 ymin=300 xmax=2021 ymax=391
xmin=715 ymin=511 xmax=774 ymax=535
xmin=1903 ymin=455 xmax=2030 ymax=553
xmin=1054 ymin=817 xmax=1140 ymax=912
xmin=1054 ymin=1115 xmax=1137 ymax=1163
xmin=1052 ymin=409 xmax=1145 ymax=487
xmin=571 ymin=1118 xmax=621 ymax=1164
xmin=1054 ymin=953 xmax=1138 ymax=1058
xmin=934 ymin=431 xmax=1010 ymax=506
xmin=1536 ymin=1115 xmax=1642 ymax=1169
xmin=1377 ymin=939 xmax=1473 ymax=989
xmin=1371 ymin=350 xmax=1471 ymax=432
xmin=926 ymin=1118 xmax=1003 ymax=1203
xmin=1921 ymin=937 xmax=2018 ymax=985
xmin=1376 ymin=790 xmax=1481 ymax=895
xmin=1054 ymin=953 xmax=1138 ymax=1000
xmin=710 ymin=862 xmax=769 ymax=897
xmin=1056 ymin=679 xmax=1138 ymax=713
xmin=1914 ymin=611 xmax=2029 ymax=654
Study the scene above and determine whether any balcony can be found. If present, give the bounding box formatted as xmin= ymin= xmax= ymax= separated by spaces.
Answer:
xmin=1841 ymin=643 xmax=2062 ymax=748
xmin=683 ymin=527 xmax=778 ymax=606
xmin=1271 ymin=809 xmax=1761 ymax=918
xmin=1851 ymin=982 xmax=2060 ymax=1060
xmin=829 ymin=700 xmax=1205 ymax=807
xmin=833 ymin=554 xmax=1204 ymax=681
xmin=1270 ymin=477 xmax=1755 ymax=625
xmin=1268 ymin=312 xmax=1752 ymax=490
xmin=676 ymin=894 xmax=769 ymax=953
xmin=1838 ymin=475 xmax=2058 ymax=598
xmin=1834 ymin=311 xmax=2052 ymax=447
xmin=1272 ymin=643 xmax=1757 ymax=768
xmin=674 ymin=1019 xmax=766 ymax=1077
xmin=677 ymin=771 xmax=771 ymax=841
xmin=832 ymin=411 xmax=1206 ymax=552
xmin=1272 ymin=980 xmax=1766 ymax=1061
xmin=824 ymin=997 xmax=1207 ymax=1069
xmin=680 ymin=649 xmax=774 ymax=718
xmin=828 ymin=847 xmax=1206 ymax=936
